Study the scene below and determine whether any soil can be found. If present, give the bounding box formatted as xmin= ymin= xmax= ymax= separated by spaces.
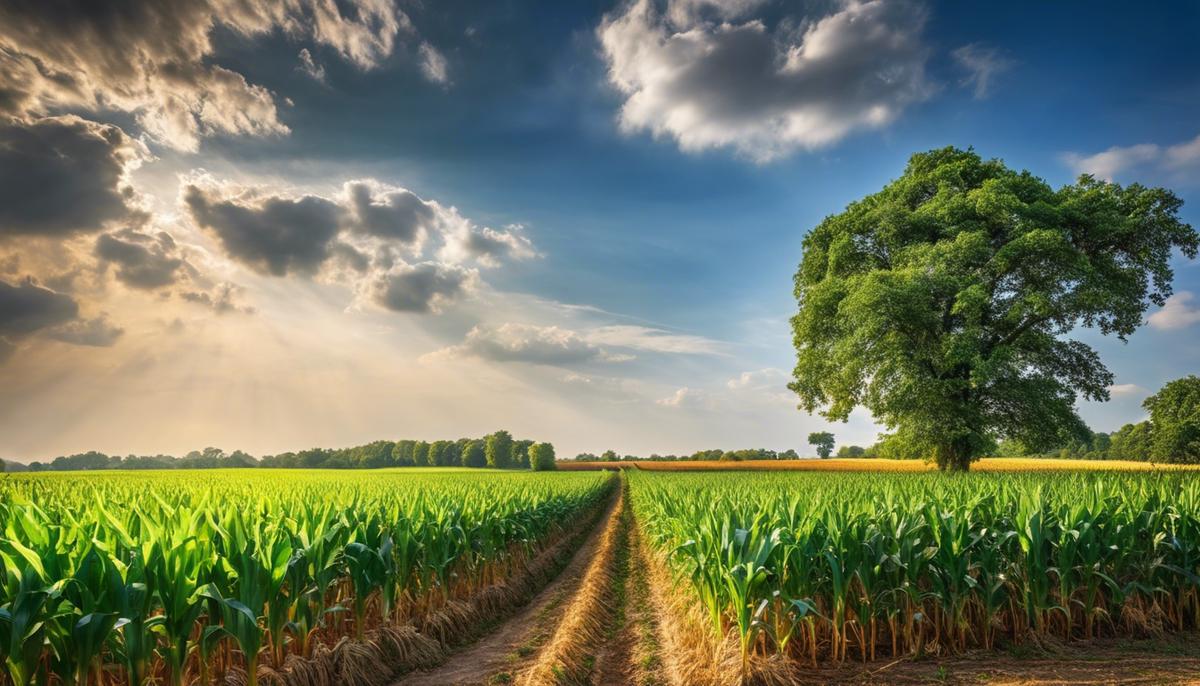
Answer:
xmin=394 ymin=485 xmax=623 ymax=686
xmin=796 ymin=635 xmax=1200 ymax=685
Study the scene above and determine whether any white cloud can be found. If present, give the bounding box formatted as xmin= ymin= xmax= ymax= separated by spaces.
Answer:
xmin=1107 ymin=383 xmax=1147 ymax=397
xmin=298 ymin=49 xmax=327 ymax=83
xmin=657 ymin=386 xmax=713 ymax=409
xmin=586 ymin=325 xmax=724 ymax=355
xmin=440 ymin=223 xmax=539 ymax=267
xmin=419 ymin=42 xmax=450 ymax=85
xmin=1148 ymin=291 xmax=1200 ymax=330
xmin=431 ymin=323 xmax=631 ymax=366
xmin=726 ymin=367 xmax=787 ymax=390
xmin=952 ymin=43 xmax=1013 ymax=99
xmin=1062 ymin=133 xmax=1200 ymax=181
xmin=597 ymin=0 xmax=932 ymax=162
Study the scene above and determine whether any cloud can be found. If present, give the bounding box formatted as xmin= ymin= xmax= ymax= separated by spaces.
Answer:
xmin=1107 ymin=383 xmax=1147 ymax=397
xmin=0 ymin=278 xmax=79 ymax=339
xmin=1062 ymin=133 xmax=1200 ymax=181
xmin=370 ymin=262 xmax=477 ymax=313
xmin=184 ymin=184 xmax=343 ymax=277
xmin=297 ymin=48 xmax=327 ymax=83
xmin=419 ymin=42 xmax=450 ymax=85
xmin=44 ymin=314 xmax=123 ymax=347
xmin=0 ymin=0 xmax=413 ymax=151
xmin=342 ymin=180 xmax=441 ymax=244
xmin=597 ymin=0 xmax=932 ymax=161
xmin=95 ymin=230 xmax=186 ymax=290
xmin=1148 ymin=291 xmax=1200 ymax=330
xmin=434 ymin=323 xmax=629 ymax=366
xmin=183 ymin=175 xmax=536 ymax=316
xmin=586 ymin=325 xmax=724 ymax=355
xmin=440 ymin=224 xmax=538 ymax=267
xmin=952 ymin=43 xmax=1013 ymax=99
xmin=0 ymin=116 xmax=146 ymax=237
xmin=726 ymin=367 xmax=787 ymax=390
xmin=657 ymin=386 xmax=713 ymax=409
xmin=179 ymin=283 xmax=255 ymax=315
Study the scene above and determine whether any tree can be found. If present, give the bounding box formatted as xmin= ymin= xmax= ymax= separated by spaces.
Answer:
xmin=600 ymin=450 xmax=618 ymax=462
xmin=1144 ymin=376 xmax=1200 ymax=463
xmin=485 ymin=430 xmax=513 ymax=469
xmin=461 ymin=440 xmax=487 ymax=467
xmin=511 ymin=439 xmax=534 ymax=469
xmin=0 ymin=458 xmax=5 ymax=473
xmin=837 ymin=445 xmax=866 ymax=457
xmin=790 ymin=147 xmax=1197 ymax=471
xmin=529 ymin=442 xmax=557 ymax=471
xmin=808 ymin=432 xmax=835 ymax=458
xmin=1109 ymin=422 xmax=1154 ymax=461
xmin=392 ymin=440 xmax=417 ymax=467
xmin=413 ymin=441 xmax=432 ymax=467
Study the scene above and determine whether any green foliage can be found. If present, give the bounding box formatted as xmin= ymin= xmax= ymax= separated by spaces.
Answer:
xmin=511 ymin=439 xmax=534 ymax=469
xmin=1145 ymin=375 xmax=1200 ymax=463
xmin=790 ymin=147 xmax=1197 ymax=471
xmin=486 ymin=430 xmax=514 ymax=469
xmin=529 ymin=442 xmax=557 ymax=471
xmin=0 ymin=469 xmax=614 ymax=684
xmin=836 ymin=445 xmax=865 ymax=457
xmin=461 ymin=440 xmax=487 ymax=467
xmin=808 ymin=431 xmax=835 ymax=458
xmin=633 ymin=470 xmax=1200 ymax=669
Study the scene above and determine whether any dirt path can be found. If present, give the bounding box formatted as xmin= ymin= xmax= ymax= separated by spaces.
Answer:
xmin=396 ymin=484 xmax=623 ymax=686
xmin=591 ymin=504 xmax=663 ymax=686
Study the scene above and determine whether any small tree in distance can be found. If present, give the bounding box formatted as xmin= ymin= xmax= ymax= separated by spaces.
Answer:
xmin=529 ymin=442 xmax=557 ymax=471
xmin=808 ymin=432 xmax=835 ymax=459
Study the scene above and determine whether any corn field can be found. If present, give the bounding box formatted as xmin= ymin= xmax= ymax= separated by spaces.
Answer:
xmin=630 ymin=470 xmax=1200 ymax=674
xmin=0 ymin=469 xmax=613 ymax=686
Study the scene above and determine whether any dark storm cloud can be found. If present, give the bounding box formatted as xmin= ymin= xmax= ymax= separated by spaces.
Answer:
xmin=0 ymin=277 xmax=79 ymax=337
xmin=0 ymin=116 xmax=143 ymax=236
xmin=371 ymin=262 xmax=475 ymax=313
xmin=95 ymin=230 xmax=185 ymax=290
xmin=184 ymin=185 xmax=343 ymax=277
xmin=179 ymin=283 xmax=255 ymax=315
xmin=44 ymin=314 xmax=124 ymax=347
xmin=343 ymin=181 xmax=438 ymax=243
xmin=598 ymin=0 xmax=932 ymax=161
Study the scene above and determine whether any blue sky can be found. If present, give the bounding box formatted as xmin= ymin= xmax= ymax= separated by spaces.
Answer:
xmin=0 ymin=0 xmax=1197 ymax=460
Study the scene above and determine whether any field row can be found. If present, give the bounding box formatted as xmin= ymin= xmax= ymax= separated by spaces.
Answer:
xmin=2 ymin=468 xmax=1199 ymax=685
xmin=0 ymin=470 xmax=615 ymax=686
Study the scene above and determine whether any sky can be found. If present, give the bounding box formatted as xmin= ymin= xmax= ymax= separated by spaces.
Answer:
xmin=1 ymin=0 xmax=1198 ymax=462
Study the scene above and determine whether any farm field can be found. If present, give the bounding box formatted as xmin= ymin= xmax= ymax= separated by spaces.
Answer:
xmin=3 ymin=466 xmax=1200 ymax=686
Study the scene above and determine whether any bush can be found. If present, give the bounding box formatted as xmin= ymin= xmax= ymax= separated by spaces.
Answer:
xmin=529 ymin=442 xmax=557 ymax=471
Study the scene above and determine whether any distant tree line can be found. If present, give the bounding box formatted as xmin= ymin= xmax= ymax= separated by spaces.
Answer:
xmin=573 ymin=447 xmax=802 ymax=462
xmin=7 ymin=430 xmax=559 ymax=472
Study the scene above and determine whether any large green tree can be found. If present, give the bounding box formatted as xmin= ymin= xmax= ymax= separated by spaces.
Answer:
xmin=790 ymin=147 xmax=1197 ymax=471
xmin=1144 ymin=375 xmax=1200 ymax=463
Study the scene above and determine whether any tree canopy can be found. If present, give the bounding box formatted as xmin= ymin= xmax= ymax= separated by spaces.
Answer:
xmin=529 ymin=442 xmax=557 ymax=471
xmin=808 ymin=431 xmax=835 ymax=458
xmin=1144 ymin=375 xmax=1200 ymax=464
xmin=790 ymin=147 xmax=1197 ymax=471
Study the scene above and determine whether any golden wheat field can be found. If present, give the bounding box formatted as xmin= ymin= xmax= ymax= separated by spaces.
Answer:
xmin=560 ymin=457 xmax=1200 ymax=472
